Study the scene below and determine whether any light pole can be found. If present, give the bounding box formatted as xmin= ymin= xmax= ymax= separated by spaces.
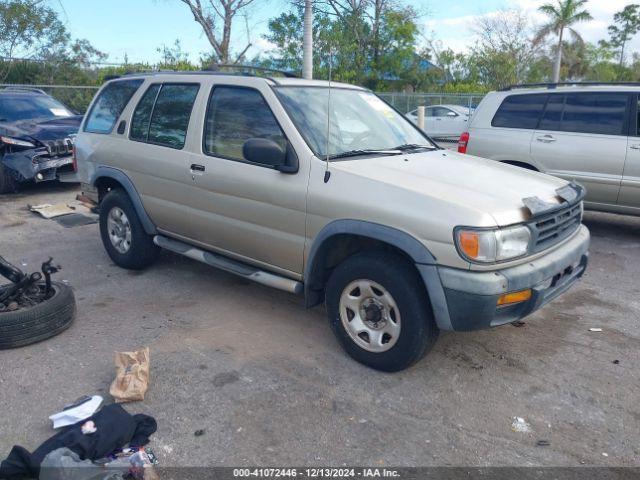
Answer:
xmin=303 ymin=0 xmax=313 ymax=79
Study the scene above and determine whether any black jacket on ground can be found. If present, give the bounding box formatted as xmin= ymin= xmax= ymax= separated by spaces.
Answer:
xmin=0 ymin=404 xmax=156 ymax=479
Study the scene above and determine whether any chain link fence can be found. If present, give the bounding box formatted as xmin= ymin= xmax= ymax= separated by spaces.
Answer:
xmin=376 ymin=92 xmax=485 ymax=115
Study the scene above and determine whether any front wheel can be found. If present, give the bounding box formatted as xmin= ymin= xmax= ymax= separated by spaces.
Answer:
xmin=0 ymin=163 xmax=17 ymax=194
xmin=326 ymin=252 xmax=439 ymax=372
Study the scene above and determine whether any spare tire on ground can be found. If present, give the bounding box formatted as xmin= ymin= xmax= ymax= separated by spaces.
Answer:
xmin=0 ymin=281 xmax=76 ymax=349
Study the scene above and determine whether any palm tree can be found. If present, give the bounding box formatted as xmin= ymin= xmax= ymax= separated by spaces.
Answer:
xmin=535 ymin=0 xmax=593 ymax=82
xmin=303 ymin=0 xmax=313 ymax=79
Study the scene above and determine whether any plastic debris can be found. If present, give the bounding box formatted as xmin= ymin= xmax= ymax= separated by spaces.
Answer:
xmin=49 ymin=395 xmax=103 ymax=429
xmin=511 ymin=417 xmax=532 ymax=433
xmin=589 ymin=328 xmax=603 ymax=332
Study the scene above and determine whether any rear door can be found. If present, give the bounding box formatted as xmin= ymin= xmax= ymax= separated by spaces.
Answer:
xmin=619 ymin=94 xmax=640 ymax=210
xmin=531 ymin=92 xmax=629 ymax=205
xmin=116 ymin=82 xmax=201 ymax=237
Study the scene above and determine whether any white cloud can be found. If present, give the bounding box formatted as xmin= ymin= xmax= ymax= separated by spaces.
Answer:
xmin=424 ymin=0 xmax=640 ymax=56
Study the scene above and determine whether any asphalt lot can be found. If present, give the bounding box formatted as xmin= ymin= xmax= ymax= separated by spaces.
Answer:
xmin=0 ymin=182 xmax=639 ymax=468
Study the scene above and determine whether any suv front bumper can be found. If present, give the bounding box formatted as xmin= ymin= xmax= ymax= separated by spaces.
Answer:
xmin=418 ymin=225 xmax=590 ymax=331
xmin=2 ymin=148 xmax=74 ymax=183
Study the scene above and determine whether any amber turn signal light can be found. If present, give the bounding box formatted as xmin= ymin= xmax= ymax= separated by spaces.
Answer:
xmin=458 ymin=231 xmax=479 ymax=259
xmin=497 ymin=289 xmax=532 ymax=306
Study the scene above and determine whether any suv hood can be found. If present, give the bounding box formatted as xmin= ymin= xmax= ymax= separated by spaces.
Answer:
xmin=0 ymin=115 xmax=82 ymax=145
xmin=331 ymin=149 xmax=569 ymax=226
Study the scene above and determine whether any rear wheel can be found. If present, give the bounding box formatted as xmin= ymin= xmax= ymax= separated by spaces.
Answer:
xmin=0 ymin=163 xmax=17 ymax=194
xmin=326 ymin=252 xmax=439 ymax=372
xmin=99 ymin=189 xmax=160 ymax=270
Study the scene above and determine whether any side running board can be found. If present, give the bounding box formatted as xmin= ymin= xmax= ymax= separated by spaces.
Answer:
xmin=153 ymin=235 xmax=303 ymax=295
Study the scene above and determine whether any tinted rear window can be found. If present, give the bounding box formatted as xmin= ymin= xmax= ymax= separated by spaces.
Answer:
xmin=84 ymin=79 xmax=143 ymax=134
xmin=491 ymin=94 xmax=547 ymax=129
xmin=557 ymin=93 xmax=628 ymax=135
xmin=130 ymin=83 xmax=199 ymax=149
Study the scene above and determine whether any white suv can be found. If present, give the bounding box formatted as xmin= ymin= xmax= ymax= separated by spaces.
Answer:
xmin=460 ymin=83 xmax=640 ymax=216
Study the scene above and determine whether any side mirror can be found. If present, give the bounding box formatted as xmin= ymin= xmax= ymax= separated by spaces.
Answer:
xmin=243 ymin=138 xmax=286 ymax=169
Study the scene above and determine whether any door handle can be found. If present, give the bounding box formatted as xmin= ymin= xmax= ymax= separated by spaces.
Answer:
xmin=536 ymin=135 xmax=556 ymax=143
xmin=630 ymin=144 xmax=640 ymax=150
xmin=190 ymin=164 xmax=205 ymax=172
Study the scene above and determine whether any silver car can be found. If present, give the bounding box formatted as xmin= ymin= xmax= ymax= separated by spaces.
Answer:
xmin=406 ymin=104 xmax=472 ymax=137
xmin=461 ymin=83 xmax=640 ymax=216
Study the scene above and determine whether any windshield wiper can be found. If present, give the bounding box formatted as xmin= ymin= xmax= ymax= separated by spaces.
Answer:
xmin=327 ymin=149 xmax=402 ymax=160
xmin=392 ymin=143 xmax=436 ymax=151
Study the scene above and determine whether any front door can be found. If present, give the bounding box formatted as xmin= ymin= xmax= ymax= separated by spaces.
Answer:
xmin=185 ymin=83 xmax=308 ymax=277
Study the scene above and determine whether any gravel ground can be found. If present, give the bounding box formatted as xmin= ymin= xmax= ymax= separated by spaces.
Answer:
xmin=0 ymin=182 xmax=638 ymax=468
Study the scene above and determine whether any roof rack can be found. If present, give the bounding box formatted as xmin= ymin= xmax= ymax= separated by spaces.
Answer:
xmin=203 ymin=64 xmax=299 ymax=78
xmin=500 ymin=81 xmax=640 ymax=91
xmin=0 ymin=86 xmax=47 ymax=94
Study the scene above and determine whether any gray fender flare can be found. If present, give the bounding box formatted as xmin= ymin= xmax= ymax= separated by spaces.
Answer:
xmin=90 ymin=166 xmax=157 ymax=235
xmin=304 ymin=219 xmax=453 ymax=330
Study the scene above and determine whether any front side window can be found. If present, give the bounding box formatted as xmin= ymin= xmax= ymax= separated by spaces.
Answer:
xmin=492 ymin=94 xmax=547 ymax=130
xmin=84 ymin=79 xmax=143 ymax=134
xmin=130 ymin=83 xmax=199 ymax=149
xmin=276 ymin=87 xmax=433 ymax=158
xmin=204 ymin=86 xmax=286 ymax=162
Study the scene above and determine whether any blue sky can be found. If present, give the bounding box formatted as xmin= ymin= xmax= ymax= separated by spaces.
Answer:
xmin=53 ymin=0 xmax=638 ymax=64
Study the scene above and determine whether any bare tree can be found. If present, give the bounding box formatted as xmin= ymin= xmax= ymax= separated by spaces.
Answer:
xmin=178 ymin=0 xmax=257 ymax=64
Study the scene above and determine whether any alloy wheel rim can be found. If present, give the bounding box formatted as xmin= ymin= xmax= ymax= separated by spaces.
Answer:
xmin=338 ymin=279 xmax=401 ymax=353
xmin=107 ymin=207 xmax=132 ymax=254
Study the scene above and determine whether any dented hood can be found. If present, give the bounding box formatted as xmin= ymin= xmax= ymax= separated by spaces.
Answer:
xmin=0 ymin=115 xmax=82 ymax=144
xmin=331 ymin=149 xmax=572 ymax=226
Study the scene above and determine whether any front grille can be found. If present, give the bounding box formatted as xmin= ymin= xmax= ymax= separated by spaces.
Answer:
xmin=529 ymin=203 xmax=582 ymax=252
xmin=44 ymin=137 xmax=74 ymax=157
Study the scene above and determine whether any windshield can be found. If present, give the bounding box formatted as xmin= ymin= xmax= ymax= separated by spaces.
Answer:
xmin=0 ymin=94 xmax=73 ymax=122
xmin=275 ymin=87 xmax=435 ymax=159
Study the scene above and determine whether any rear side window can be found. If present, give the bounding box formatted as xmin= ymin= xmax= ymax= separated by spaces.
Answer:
xmin=491 ymin=94 xmax=547 ymax=129
xmin=130 ymin=84 xmax=160 ymax=141
xmin=84 ymin=79 xmax=143 ymax=134
xmin=203 ymin=86 xmax=286 ymax=162
xmin=557 ymin=93 xmax=628 ymax=135
xmin=130 ymin=83 xmax=199 ymax=149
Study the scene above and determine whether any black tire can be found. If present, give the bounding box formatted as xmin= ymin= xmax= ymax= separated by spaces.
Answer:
xmin=99 ymin=189 xmax=160 ymax=270
xmin=326 ymin=252 xmax=439 ymax=372
xmin=0 ymin=282 xmax=75 ymax=349
xmin=0 ymin=163 xmax=17 ymax=194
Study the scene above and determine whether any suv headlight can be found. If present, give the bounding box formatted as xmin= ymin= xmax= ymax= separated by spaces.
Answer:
xmin=455 ymin=225 xmax=531 ymax=263
xmin=0 ymin=136 xmax=35 ymax=148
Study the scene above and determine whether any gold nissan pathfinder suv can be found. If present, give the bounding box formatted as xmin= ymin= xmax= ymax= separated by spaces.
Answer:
xmin=75 ymin=71 xmax=590 ymax=371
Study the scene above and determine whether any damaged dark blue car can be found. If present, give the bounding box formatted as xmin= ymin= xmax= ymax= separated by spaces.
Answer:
xmin=0 ymin=87 xmax=82 ymax=193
